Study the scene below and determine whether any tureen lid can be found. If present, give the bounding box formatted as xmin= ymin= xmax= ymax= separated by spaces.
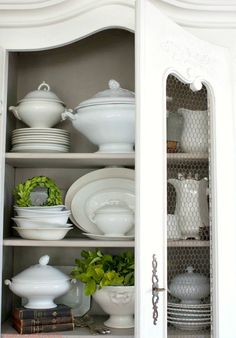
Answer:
xmin=95 ymin=202 xmax=133 ymax=215
xmin=12 ymin=255 xmax=69 ymax=283
xmin=18 ymin=81 xmax=65 ymax=106
xmin=77 ymin=79 xmax=135 ymax=108
xmin=171 ymin=266 xmax=209 ymax=286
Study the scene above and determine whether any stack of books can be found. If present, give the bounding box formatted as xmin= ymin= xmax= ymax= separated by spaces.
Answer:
xmin=12 ymin=304 xmax=75 ymax=334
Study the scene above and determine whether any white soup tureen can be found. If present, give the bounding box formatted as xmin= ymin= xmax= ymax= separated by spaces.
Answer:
xmin=9 ymin=81 xmax=72 ymax=128
xmin=62 ymin=79 xmax=135 ymax=153
xmin=5 ymin=255 xmax=71 ymax=309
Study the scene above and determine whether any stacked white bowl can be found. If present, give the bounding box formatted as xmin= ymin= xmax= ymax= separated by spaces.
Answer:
xmin=12 ymin=205 xmax=73 ymax=240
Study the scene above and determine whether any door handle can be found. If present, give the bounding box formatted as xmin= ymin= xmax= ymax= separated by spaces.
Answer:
xmin=152 ymin=254 xmax=165 ymax=325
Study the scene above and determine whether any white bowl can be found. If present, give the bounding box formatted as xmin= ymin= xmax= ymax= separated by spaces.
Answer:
xmin=93 ymin=286 xmax=134 ymax=328
xmin=13 ymin=213 xmax=70 ymax=225
xmin=14 ymin=208 xmax=70 ymax=221
xmin=14 ymin=205 xmax=66 ymax=212
xmin=13 ymin=227 xmax=73 ymax=240
xmin=12 ymin=218 xmax=72 ymax=229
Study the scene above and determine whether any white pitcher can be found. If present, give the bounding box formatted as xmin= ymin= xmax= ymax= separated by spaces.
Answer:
xmin=178 ymin=108 xmax=208 ymax=153
xmin=168 ymin=176 xmax=209 ymax=239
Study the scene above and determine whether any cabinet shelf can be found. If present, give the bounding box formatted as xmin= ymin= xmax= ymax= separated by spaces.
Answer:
xmin=3 ymin=238 xmax=135 ymax=247
xmin=168 ymin=240 xmax=209 ymax=247
xmin=5 ymin=153 xmax=135 ymax=168
xmin=167 ymin=153 xmax=208 ymax=162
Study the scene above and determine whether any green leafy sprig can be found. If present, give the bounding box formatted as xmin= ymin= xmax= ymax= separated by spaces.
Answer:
xmin=71 ymin=250 xmax=134 ymax=296
xmin=14 ymin=176 xmax=63 ymax=207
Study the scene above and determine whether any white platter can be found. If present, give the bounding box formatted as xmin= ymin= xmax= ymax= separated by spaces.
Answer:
xmin=71 ymin=178 xmax=134 ymax=234
xmin=82 ymin=233 xmax=134 ymax=241
xmin=65 ymin=168 xmax=135 ymax=228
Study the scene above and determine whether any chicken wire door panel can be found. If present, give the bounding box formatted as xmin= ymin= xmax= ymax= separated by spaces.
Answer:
xmin=136 ymin=1 xmax=236 ymax=338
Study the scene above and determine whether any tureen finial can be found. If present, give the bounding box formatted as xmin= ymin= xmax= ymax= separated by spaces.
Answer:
xmin=186 ymin=266 xmax=194 ymax=273
xmin=109 ymin=79 xmax=120 ymax=90
xmin=39 ymin=255 xmax=50 ymax=266
xmin=38 ymin=81 xmax=50 ymax=92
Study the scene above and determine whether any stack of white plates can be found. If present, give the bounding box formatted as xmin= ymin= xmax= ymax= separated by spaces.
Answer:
xmin=167 ymin=302 xmax=211 ymax=331
xmin=11 ymin=128 xmax=70 ymax=153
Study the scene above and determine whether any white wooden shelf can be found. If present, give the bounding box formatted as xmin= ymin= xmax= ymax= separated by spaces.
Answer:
xmin=5 ymin=153 xmax=135 ymax=168
xmin=2 ymin=317 xmax=134 ymax=337
xmin=167 ymin=153 xmax=208 ymax=162
xmin=168 ymin=240 xmax=209 ymax=247
xmin=3 ymin=238 xmax=135 ymax=247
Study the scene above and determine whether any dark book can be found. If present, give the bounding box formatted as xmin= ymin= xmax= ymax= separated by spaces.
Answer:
xmin=13 ymin=321 xmax=75 ymax=334
xmin=13 ymin=305 xmax=72 ymax=320
xmin=13 ymin=315 xmax=74 ymax=327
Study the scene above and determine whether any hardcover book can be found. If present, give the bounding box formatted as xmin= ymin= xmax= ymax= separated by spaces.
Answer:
xmin=13 ymin=315 xmax=74 ymax=327
xmin=13 ymin=305 xmax=72 ymax=320
xmin=13 ymin=322 xmax=75 ymax=334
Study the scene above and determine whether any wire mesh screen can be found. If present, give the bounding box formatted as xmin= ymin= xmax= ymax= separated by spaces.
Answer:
xmin=166 ymin=75 xmax=212 ymax=335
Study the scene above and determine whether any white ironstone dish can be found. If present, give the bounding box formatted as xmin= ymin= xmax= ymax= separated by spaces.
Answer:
xmin=82 ymin=233 xmax=134 ymax=241
xmin=167 ymin=319 xmax=211 ymax=331
xmin=14 ymin=208 xmax=70 ymax=218
xmin=14 ymin=205 xmax=66 ymax=212
xmin=93 ymin=203 xmax=134 ymax=236
xmin=65 ymin=168 xmax=135 ymax=230
xmin=4 ymin=255 xmax=71 ymax=309
xmin=62 ymin=79 xmax=135 ymax=153
xmin=13 ymin=227 xmax=73 ymax=240
xmin=9 ymin=81 xmax=72 ymax=128
xmin=12 ymin=218 xmax=72 ymax=229
xmin=71 ymin=178 xmax=134 ymax=234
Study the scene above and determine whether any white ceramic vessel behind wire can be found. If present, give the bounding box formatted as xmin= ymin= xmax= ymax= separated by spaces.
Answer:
xmin=62 ymin=79 xmax=135 ymax=153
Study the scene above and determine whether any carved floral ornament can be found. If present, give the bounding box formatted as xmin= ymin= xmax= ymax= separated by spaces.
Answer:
xmin=161 ymin=40 xmax=217 ymax=81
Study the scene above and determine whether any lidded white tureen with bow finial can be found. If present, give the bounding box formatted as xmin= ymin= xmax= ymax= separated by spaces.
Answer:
xmin=62 ymin=79 xmax=135 ymax=153
xmin=5 ymin=255 xmax=71 ymax=309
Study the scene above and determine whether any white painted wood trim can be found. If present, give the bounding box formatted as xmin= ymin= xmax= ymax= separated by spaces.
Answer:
xmin=0 ymin=0 xmax=135 ymax=50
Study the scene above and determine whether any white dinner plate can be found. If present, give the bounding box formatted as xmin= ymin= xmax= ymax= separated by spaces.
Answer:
xmin=167 ymin=315 xmax=210 ymax=322
xmin=167 ymin=319 xmax=211 ymax=331
xmin=13 ymin=128 xmax=69 ymax=135
xmin=167 ymin=307 xmax=211 ymax=314
xmin=82 ymin=233 xmax=134 ymax=241
xmin=12 ymin=139 xmax=70 ymax=145
xmin=65 ymin=168 xmax=135 ymax=229
xmin=168 ymin=302 xmax=211 ymax=309
xmin=168 ymin=310 xmax=211 ymax=317
xmin=12 ymin=143 xmax=69 ymax=153
xmin=71 ymin=178 xmax=134 ymax=234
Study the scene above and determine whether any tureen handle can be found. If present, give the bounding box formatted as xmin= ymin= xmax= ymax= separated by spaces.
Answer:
xmin=38 ymin=81 xmax=50 ymax=92
xmin=4 ymin=279 xmax=12 ymax=286
xmin=61 ymin=109 xmax=75 ymax=121
xmin=39 ymin=255 xmax=50 ymax=266
xmin=9 ymin=106 xmax=21 ymax=121
xmin=186 ymin=266 xmax=194 ymax=273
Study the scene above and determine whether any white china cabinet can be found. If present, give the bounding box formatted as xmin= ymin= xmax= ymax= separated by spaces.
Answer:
xmin=1 ymin=1 xmax=236 ymax=337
